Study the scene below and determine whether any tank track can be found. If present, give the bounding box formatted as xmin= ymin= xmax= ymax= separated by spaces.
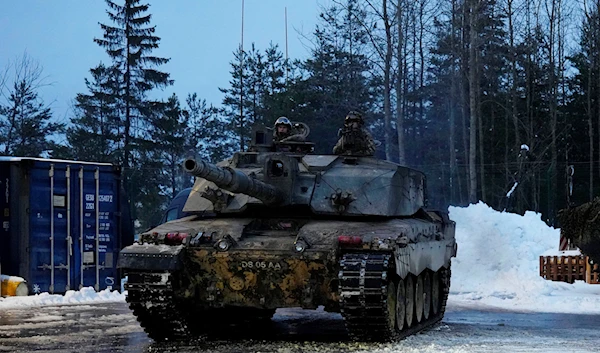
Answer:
xmin=125 ymin=272 xmax=190 ymax=342
xmin=338 ymin=253 xmax=450 ymax=341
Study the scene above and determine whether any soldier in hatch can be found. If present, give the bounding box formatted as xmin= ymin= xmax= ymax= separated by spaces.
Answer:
xmin=273 ymin=117 xmax=293 ymax=142
xmin=333 ymin=111 xmax=376 ymax=156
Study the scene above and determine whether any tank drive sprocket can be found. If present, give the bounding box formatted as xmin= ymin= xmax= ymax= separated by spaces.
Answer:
xmin=125 ymin=271 xmax=190 ymax=342
xmin=338 ymin=253 xmax=450 ymax=341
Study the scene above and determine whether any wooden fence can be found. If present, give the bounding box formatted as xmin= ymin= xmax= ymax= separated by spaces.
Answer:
xmin=539 ymin=255 xmax=599 ymax=284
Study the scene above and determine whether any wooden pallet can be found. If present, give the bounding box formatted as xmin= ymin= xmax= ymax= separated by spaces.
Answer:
xmin=539 ymin=255 xmax=587 ymax=283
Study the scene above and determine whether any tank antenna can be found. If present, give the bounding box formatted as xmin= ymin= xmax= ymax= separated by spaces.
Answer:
xmin=239 ymin=0 xmax=245 ymax=151
xmin=285 ymin=7 xmax=289 ymax=85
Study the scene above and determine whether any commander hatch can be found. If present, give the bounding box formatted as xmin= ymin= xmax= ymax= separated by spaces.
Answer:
xmin=249 ymin=124 xmax=315 ymax=154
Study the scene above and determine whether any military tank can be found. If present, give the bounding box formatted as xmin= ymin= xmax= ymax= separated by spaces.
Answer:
xmin=558 ymin=199 xmax=600 ymax=264
xmin=119 ymin=126 xmax=457 ymax=342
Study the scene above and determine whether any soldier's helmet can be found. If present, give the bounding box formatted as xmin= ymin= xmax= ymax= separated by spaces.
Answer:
xmin=274 ymin=117 xmax=292 ymax=129
xmin=345 ymin=111 xmax=364 ymax=125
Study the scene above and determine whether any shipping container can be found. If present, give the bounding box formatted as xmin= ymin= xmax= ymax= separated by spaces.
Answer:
xmin=0 ymin=157 xmax=133 ymax=294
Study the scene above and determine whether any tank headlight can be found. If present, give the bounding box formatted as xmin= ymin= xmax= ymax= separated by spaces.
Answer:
xmin=294 ymin=238 xmax=309 ymax=253
xmin=215 ymin=235 xmax=236 ymax=252
xmin=216 ymin=238 xmax=231 ymax=251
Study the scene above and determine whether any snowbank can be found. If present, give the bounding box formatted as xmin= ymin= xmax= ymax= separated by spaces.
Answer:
xmin=0 ymin=287 xmax=125 ymax=309
xmin=449 ymin=201 xmax=600 ymax=313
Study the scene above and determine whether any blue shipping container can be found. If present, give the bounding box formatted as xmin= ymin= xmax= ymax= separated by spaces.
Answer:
xmin=0 ymin=157 xmax=133 ymax=294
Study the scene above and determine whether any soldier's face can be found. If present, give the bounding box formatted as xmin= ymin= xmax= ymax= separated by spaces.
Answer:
xmin=348 ymin=121 xmax=360 ymax=130
xmin=278 ymin=126 xmax=289 ymax=134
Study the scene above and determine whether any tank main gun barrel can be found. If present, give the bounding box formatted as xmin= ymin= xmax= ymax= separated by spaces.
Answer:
xmin=183 ymin=157 xmax=284 ymax=205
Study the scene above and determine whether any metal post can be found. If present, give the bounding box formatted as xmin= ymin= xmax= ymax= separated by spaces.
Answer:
xmin=66 ymin=166 xmax=71 ymax=291
xmin=79 ymin=167 xmax=84 ymax=289
xmin=49 ymin=164 xmax=55 ymax=294
xmin=95 ymin=168 xmax=100 ymax=291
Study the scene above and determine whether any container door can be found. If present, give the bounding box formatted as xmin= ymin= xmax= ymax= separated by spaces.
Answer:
xmin=28 ymin=163 xmax=73 ymax=294
xmin=72 ymin=166 xmax=119 ymax=291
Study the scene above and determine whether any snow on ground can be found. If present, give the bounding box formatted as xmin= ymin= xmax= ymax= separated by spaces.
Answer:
xmin=449 ymin=201 xmax=600 ymax=314
xmin=3 ymin=201 xmax=600 ymax=315
xmin=0 ymin=287 xmax=125 ymax=309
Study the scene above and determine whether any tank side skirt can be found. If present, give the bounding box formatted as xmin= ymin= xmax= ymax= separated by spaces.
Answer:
xmin=395 ymin=240 xmax=455 ymax=279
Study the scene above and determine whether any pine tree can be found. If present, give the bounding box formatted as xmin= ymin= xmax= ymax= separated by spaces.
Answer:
xmin=0 ymin=54 xmax=63 ymax=157
xmin=94 ymin=0 xmax=173 ymax=170
xmin=90 ymin=0 xmax=173 ymax=229
xmin=185 ymin=93 xmax=235 ymax=162
xmin=66 ymin=63 xmax=120 ymax=162
xmin=148 ymin=94 xmax=188 ymax=199
xmin=568 ymin=5 xmax=600 ymax=203
xmin=259 ymin=43 xmax=289 ymax=122
xmin=220 ymin=46 xmax=250 ymax=151
xmin=245 ymin=44 xmax=267 ymax=127
xmin=220 ymin=43 xmax=291 ymax=151
xmin=297 ymin=2 xmax=374 ymax=153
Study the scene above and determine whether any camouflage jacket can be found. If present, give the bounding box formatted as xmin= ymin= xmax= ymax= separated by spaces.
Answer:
xmin=333 ymin=128 xmax=376 ymax=156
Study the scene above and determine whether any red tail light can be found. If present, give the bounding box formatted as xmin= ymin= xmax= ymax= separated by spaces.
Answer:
xmin=165 ymin=232 xmax=188 ymax=245
xmin=338 ymin=235 xmax=362 ymax=246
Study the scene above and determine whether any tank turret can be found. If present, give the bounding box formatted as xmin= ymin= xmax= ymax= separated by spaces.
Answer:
xmin=183 ymin=157 xmax=284 ymax=205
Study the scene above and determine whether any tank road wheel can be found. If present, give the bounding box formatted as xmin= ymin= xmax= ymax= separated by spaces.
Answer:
xmin=422 ymin=272 xmax=432 ymax=320
xmin=404 ymin=276 xmax=415 ymax=328
xmin=395 ymin=278 xmax=406 ymax=332
xmin=386 ymin=279 xmax=398 ymax=332
xmin=431 ymin=271 xmax=441 ymax=315
xmin=414 ymin=274 xmax=424 ymax=323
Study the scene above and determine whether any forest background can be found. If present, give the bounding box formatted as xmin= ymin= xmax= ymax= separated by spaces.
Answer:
xmin=1 ymin=0 xmax=597 ymax=229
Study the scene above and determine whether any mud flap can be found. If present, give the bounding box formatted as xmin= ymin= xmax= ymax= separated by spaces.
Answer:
xmin=118 ymin=244 xmax=184 ymax=271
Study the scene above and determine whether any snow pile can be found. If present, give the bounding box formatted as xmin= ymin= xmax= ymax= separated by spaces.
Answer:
xmin=0 ymin=287 xmax=125 ymax=309
xmin=449 ymin=202 xmax=600 ymax=313
xmin=0 ymin=275 xmax=26 ymax=282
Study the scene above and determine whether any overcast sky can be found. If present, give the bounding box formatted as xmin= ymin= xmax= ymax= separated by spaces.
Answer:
xmin=0 ymin=0 xmax=324 ymax=126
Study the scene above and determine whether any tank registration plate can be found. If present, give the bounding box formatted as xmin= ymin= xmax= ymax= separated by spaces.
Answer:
xmin=240 ymin=261 xmax=282 ymax=271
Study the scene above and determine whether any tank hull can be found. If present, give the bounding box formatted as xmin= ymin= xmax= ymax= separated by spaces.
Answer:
xmin=119 ymin=214 xmax=456 ymax=341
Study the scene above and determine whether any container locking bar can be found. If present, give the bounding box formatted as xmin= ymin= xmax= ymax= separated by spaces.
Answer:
xmin=79 ymin=167 xmax=84 ymax=289
xmin=95 ymin=167 xmax=100 ymax=292
xmin=49 ymin=164 xmax=55 ymax=294
xmin=66 ymin=165 xmax=71 ymax=291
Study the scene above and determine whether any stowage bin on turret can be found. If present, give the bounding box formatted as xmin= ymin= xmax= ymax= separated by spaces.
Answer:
xmin=119 ymin=125 xmax=457 ymax=342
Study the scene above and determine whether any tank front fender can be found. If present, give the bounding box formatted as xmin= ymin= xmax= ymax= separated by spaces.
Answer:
xmin=118 ymin=244 xmax=184 ymax=271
